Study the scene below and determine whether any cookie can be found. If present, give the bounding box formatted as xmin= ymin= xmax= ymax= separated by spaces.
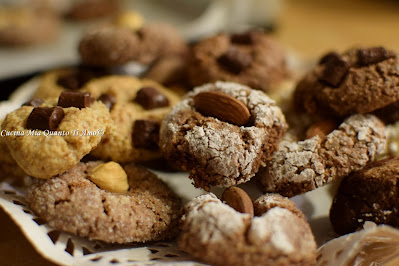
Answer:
xmin=257 ymin=114 xmax=386 ymax=197
xmin=34 ymin=67 xmax=107 ymax=100
xmin=330 ymin=157 xmax=399 ymax=235
xmin=253 ymin=193 xmax=306 ymax=220
xmin=81 ymin=76 xmax=181 ymax=163
xmin=294 ymin=47 xmax=399 ymax=117
xmin=1 ymin=94 xmax=113 ymax=179
xmin=160 ymin=81 xmax=287 ymax=191
xmin=64 ymin=0 xmax=119 ymax=21
xmin=27 ymin=161 xmax=181 ymax=243
xmin=79 ymin=21 xmax=187 ymax=67
xmin=187 ymin=31 xmax=289 ymax=92
xmin=179 ymin=193 xmax=316 ymax=266
xmin=0 ymin=127 xmax=27 ymax=182
xmin=0 ymin=6 xmax=60 ymax=46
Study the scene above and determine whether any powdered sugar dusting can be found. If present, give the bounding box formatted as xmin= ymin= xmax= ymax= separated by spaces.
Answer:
xmin=258 ymin=114 xmax=386 ymax=196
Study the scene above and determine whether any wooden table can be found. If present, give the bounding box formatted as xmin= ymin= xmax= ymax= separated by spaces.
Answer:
xmin=2 ymin=0 xmax=399 ymax=264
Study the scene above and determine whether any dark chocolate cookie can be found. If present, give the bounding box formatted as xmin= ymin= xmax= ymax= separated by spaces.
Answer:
xmin=294 ymin=47 xmax=399 ymax=117
xmin=330 ymin=157 xmax=399 ymax=235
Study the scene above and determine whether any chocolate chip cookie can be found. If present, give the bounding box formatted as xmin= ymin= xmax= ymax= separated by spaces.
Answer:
xmin=294 ymin=47 xmax=399 ymax=117
xmin=188 ymin=31 xmax=289 ymax=92
xmin=81 ymin=76 xmax=181 ymax=163
xmin=160 ymin=81 xmax=287 ymax=191
xmin=34 ymin=67 xmax=107 ymax=100
xmin=330 ymin=157 xmax=399 ymax=235
xmin=179 ymin=193 xmax=316 ymax=266
xmin=27 ymin=161 xmax=181 ymax=243
xmin=1 ymin=93 xmax=113 ymax=179
xmin=257 ymin=114 xmax=386 ymax=197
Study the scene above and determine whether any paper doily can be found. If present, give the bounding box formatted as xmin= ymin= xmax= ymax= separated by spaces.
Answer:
xmin=0 ymin=77 xmax=336 ymax=265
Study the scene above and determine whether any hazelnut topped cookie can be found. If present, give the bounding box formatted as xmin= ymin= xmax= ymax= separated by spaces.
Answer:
xmin=1 ymin=92 xmax=113 ymax=179
xmin=160 ymin=81 xmax=287 ymax=191
xmin=188 ymin=30 xmax=289 ymax=92
xmin=294 ymin=46 xmax=399 ymax=117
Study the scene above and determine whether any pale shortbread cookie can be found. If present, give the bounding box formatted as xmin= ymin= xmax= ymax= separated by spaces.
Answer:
xmin=83 ymin=76 xmax=181 ymax=163
xmin=179 ymin=193 xmax=316 ymax=266
xmin=160 ymin=81 xmax=287 ymax=190
xmin=27 ymin=162 xmax=181 ymax=243
xmin=2 ymin=101 xmax=113 ymax=179
xmin=257 ymin=114 xmax=386 ymax=197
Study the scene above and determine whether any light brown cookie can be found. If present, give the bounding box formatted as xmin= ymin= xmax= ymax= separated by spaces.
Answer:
xmin=0 ymin=6 xmax=60 ymax=46
xmin=257 ymin=114 xmax=386 ymax=197
xmin=64 ymin=0 xmax=120 ymax=20
xmin=34 ymin=67 xmax=108 ymax=100
xmin=294 ymin=47 xmax=399 ymax=117
xmin=330 ymin=157 xmax=399 ymax=235
xmin=82 ymin=76 xmax=181 ymax=163
xmin=27 ymin=161 xmax=181 ymax=243
xmin=179 ymin=193 xmax=316 ymax=266
xmin=159 ymin=81 xmax=287 ymax=191
xmin=188 ymin=31 xmax=289 ymax=92
xmin=2 ymin=95 xmax=113 ymax=179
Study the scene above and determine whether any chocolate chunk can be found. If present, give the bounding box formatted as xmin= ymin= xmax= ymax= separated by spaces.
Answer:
xmin=217 ymin=46 xmax=252 ymax=74
xmin=22 ymin=98 xmax=44 ymax=107
xmin=98 ymin=94 xmax=116 ymax=110
xmin=231 ymin=32 xmax=255 ymax=45
xmin=318 ymin=55 xmax=350 ymax=87
xmin=57 ymin=71 xmax=93 ymax=91
xmin=26 ymin=107 xmax=64 ymax=131
xmin=132 ymin=120 xmax=160 ymax=150
xmin=319 ymin=51 xmax=340 ymax=65
xmin=58 ymin=91 xmax=94 ymax=109
xmin=358 ymin=47 xmax=389 ymax=66
xmin=135 ymin=87 xmax=169 ymax=110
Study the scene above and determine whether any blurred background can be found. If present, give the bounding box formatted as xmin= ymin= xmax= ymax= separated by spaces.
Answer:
xmin=1 ymin=0 xmax=399 ymax=264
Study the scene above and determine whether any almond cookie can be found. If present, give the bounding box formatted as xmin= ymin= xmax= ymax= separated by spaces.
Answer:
xmin=159 ymin=81 xmax=287 ymax=191
xmin=257 ymin=114 xmax=386 ymax=197
xmin=294 ymin=47 xmax=399 ymax=117
xmin=27 ymin=161 xmax=181 ymax=243
xmin=1 ymin=93 xmax=113 ymax=179
xmin=179 ymin=193 xmax=316 ymax=266
xmin=0 ymin=5 xmax=60 ymax=46
xmin=82 ymin=76 xmax=181 ymax=163
xmin=188 ymin=30 xmax=289 ymax=92
xmin=330 ymin=157 xmax=399 ymax=235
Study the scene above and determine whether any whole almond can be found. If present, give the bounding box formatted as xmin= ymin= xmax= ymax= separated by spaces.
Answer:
xmin=306 ymin=119 xmax=338 ymax=140
xmin=193 ymin=91 xmax=250 ymax=126
xmin=221 ymin=187 xmax=254 ymax=217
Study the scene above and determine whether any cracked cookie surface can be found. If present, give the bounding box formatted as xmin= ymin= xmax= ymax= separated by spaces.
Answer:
xmin=179 ymin=193 xmax=316 ymax=266
xmin=2 ymin=101 xmax=113 ymax=179
xmin=294 ymin=47 xmax=399 ymax=117
xmin=257 ymin=114 xmax=386 ymax=197
xmin=27 ymin=161 xmax=181 ymax=243
xmin=188 ymin=31 xmax=289 ymax=92
xmin=330 ymin=157 xmax=399 ymax=235
xmin=159 ymin=81 xmax=287 ymax=190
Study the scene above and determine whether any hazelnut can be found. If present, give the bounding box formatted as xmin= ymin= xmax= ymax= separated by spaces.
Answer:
xmin=88 ymin=162 xmax=129 ymax=193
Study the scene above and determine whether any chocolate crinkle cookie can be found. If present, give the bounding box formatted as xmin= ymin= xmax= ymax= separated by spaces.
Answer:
xmin=294 ymin=46 xmax=399 ymax=117
xmin=159 ymin=81 xmax=287 ymax=191
xmin=257 ymin=114 xmax=386 ymax=197
xmin=27 ymin=162 xmax=181 ymax=243
xmin=179 ymin=193 xmax=316 ymax=266
xmin=330 ymin=157 xmax=399 ymax=235
xmin=188 ymin=30 xmax=289 ymax=92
